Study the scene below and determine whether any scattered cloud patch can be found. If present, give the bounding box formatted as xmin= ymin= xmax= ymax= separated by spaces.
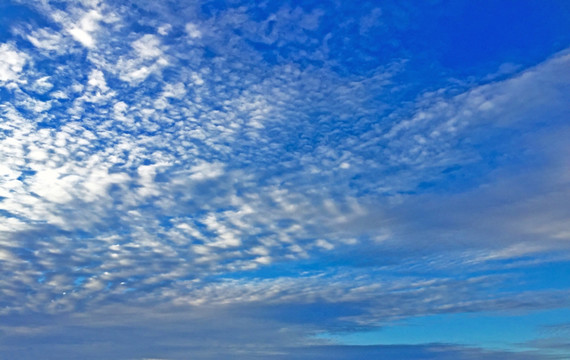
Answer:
xmin=0 ymin=43 xmax=28 ymax=83
xmin=67 ymin=10 xmax=103 ymax=48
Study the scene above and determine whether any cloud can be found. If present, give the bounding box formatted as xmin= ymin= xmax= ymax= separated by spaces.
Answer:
xmin=0 ymin=43 xmax=28 ymax=83
xmin=0 ymin=304 xmax=558 ymax=360
xmin=1 ymin=30 xmax=569 ymax=317
xmin=67 ymin=10 xmax=103 ymax=48
xmin=185 ymin=23 xmax=202 ymax=39
xmin=25 ymin=28 xmax=67 ymax=53
xmin=0 ymin=1 xmax=569 ymax=358
xmin=112 ymin=34 xmax=169 ymax=84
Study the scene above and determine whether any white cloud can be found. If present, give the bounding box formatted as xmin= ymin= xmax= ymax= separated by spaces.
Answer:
xmin=0 ymin=43 xmax=28 ymax=83
xmin=254 ymin=256 xmax=272 ymax=264
xmin=315 ymin=239 xmax=334 ymax=250
xmin=87 ymin=69 xmax=108 ymax=91
xmin=113 ymin=35 xmax=169 ymax=84
xmin=0 ymin=248 xmax=15 ymax=261
xmin=26 ymin=28 xmax=67 ymax=53
xmin=68 ymin=10 xmax=103 ymax=48
xmin=29 ymin=169 xmax=80 ymax=204
xmin=202 ymin=213 xmax=242 ymax=248
xmin=191 ymin=72 xmax=204 ymax=86
xmin=132 ymin=34 xmax=164 ymax=59
xmin=188 ymin=162 xmax=225 ymax=181
xmin=157 ymin=24 xmax=172 ymax=36
xmin=33 ymin=76 xmax=54 ymax=93
xmin=185 ymin=23 xmax=202 ymax=39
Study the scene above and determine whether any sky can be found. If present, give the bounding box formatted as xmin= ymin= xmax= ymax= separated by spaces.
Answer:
xmin=0 ymin=0 xmax=569 ymax=359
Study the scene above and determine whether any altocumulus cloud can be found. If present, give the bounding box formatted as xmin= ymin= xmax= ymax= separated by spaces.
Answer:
xmin=0 ymin=0 xmax=569 ymax=359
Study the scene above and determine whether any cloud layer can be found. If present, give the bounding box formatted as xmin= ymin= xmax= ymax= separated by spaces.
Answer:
xmin=0 ymin=0 xmax=569 ymax=358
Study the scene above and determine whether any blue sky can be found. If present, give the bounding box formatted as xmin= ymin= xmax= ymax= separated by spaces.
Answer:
xmin=0 ymin=0 xmax=569 ymax=359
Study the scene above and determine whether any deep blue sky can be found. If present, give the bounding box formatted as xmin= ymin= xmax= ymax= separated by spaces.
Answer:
xmin=0 ymin=0 xmax=569 ymax=359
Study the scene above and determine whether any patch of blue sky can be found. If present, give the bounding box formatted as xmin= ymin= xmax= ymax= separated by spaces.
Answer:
xmin=0 ymin=3 xmax=49 ymax=41
xmin=318 ymin=308 xmax=570 ymax=352
xmin=410 ymin=135 xmax=528 ymax=195
xmin=430 ymin=1 xmax=570 ymax=71
xmin=72 ymin=276 xmax=87 ymax=287
xmin=485 ymin=259 xmax=570 ymax=293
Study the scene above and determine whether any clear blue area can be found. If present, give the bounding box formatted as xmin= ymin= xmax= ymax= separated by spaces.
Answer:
xmin=320 ymin=308 xmax=570 ymax=350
